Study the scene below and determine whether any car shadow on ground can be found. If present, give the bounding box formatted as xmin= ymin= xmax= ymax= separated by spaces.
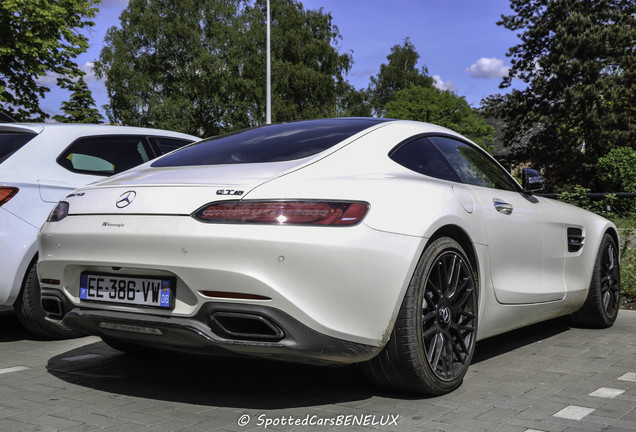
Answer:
xmin=44 ymin=316 xmax=573 ymax=408
xmin=472 ymin=315 xmax=572 ymax=364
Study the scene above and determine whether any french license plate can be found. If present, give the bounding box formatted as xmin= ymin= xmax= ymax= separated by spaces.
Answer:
xmin=79 ymin=273 xmax=173 ymax=308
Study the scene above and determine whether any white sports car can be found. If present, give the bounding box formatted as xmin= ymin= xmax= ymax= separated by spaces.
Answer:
xmin=38 ymin=118 xmax=620 ymax=394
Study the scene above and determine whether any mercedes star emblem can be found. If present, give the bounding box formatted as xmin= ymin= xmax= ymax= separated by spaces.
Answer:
xmin=116 ymin=190 xmax=137 ymax=208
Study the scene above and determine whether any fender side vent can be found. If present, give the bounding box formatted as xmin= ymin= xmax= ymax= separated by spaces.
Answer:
xmin=567 ymin=227 xmax=585 ymax=252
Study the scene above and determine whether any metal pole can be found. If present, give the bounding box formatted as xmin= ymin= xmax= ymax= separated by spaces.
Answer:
xmin=266 ymin=0 xmax=272 ymax=124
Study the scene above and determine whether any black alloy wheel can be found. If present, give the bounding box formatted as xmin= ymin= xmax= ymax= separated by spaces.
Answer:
xmin=599 ymin=240 xmax=620 ymax=318
xmin=363 ymin=237 xmax=478 ymax=394
xmin=571 ymin=233 xmax=620 ymax=328
xmin=421 ymin=249 xmax=477 ymax=381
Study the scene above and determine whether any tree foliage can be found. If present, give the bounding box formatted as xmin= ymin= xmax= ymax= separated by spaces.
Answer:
xmin=0 ymin=0 xmax=100 ymax=121
xmin=386 ymin=86 xmax=494 ymax=151
xmin=335 ymin=87 xmax=372 ymax=117
xmin=52 ymin=75 xmax=104 ymax=123
xmin=95 ymin=0 xmax=354 ymax=137
xmin=485 ymin=0 xmax=636 ymax=188
xmin=367 ymin=38 xmax=434 ymax=117
xmin=596 ymin=146 xmax=636 ymax=192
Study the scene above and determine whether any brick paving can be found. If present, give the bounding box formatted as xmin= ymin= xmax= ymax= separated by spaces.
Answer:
xmin=1 ymin=308 xmax=634 ymax=432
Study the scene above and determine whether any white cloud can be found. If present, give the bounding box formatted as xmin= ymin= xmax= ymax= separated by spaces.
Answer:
xmin=100 ymin=0 xmax=129 ymax=8
xmin=81 ymin=61 xmax=104 ymax=85
xmin=432 ymin=75 xmax=457 ymax=92
xmin=466 ymin=57 xmax=510 ymax=79
xmin=36 ymin=72 xmax=60 ymax=87
xmin=35 ymin=62 xmax=103 ymax=87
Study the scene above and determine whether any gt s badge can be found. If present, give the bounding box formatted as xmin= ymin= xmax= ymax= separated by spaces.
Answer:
xmin=216 ymin=189 xmax=244 ymax=196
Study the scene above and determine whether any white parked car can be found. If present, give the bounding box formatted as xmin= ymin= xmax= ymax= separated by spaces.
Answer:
xmin=37 ymin=118 xmax=620 ymax=394
xmin=1 ymin=123 xmax=197 ymax=337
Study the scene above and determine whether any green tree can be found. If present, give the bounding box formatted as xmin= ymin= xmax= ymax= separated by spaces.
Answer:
xmin=596 ymin=146 xmax=636 ymax=192
xmin=242 ymin=0 xmax=354 ymax=123
xmin=0 ymin=0 xmax=100 ymax=121
xmin=95 ymin=0 xmax=354 ymax=137
xmin=337 ymin=86 xmax=372 ymax=117
xmin=52 ymin=75 xmax=104 ymax=123
xmin=367 ymin=38 xmax=435 ymax=117
xmin=95 ymin=0 xmax=239 ymax=136
xmin=387 ymin=86 xmax=494 ymax=151
xmin=489 ymin=0 xmax=636 ymax=188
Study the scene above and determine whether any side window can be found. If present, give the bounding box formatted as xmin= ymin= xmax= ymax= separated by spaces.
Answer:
xmin=0 ymin=132 xmax=36 ymax=164
xmin=390 ymin=137 xmax=461 ymax=183
xmin=430 ymin=136 xmax=519 ymax=192
xmin=148 ymin=137 xmax=194 ymax=155
xmin=57 ymin=135 xmax=152 ymax=176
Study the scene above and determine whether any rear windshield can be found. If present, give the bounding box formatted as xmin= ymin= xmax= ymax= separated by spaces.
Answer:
xmin=0 ymin=132 xmax=36 ymax=164
xmin=152 ymin=118 xmax=388 ymax=167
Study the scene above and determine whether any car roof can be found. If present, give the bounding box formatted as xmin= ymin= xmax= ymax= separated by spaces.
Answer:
xmin=0 ymin=123 xmax=199 ymax=180
xmin=0 ymin=123 xmax=197 ymax=139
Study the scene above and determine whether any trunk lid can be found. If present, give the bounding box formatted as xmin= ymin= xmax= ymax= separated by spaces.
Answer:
xmin=64 ymin=160 xmax=307 ymax=215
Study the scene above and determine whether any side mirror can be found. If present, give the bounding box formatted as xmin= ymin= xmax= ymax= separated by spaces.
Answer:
xmin=522 ymin=168 xmax=544 ymax=193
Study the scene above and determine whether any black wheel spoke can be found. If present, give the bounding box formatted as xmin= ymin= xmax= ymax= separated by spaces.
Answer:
xmin=430 ymin=268 xmax=444 ymax=299
xmin=449 ymin=327 xmax=468 ymax=358
xmin=422 ymin=310 xmax=437 ymax=326
xmin=444 ymin=337 xmax=454 ymax=377
xmin=423 ymin=290 xmax=437 ymax=310
xmin=599 ymin=242 xmax=620 ymax=315
xmin=455 ymin=323 xmax=476 ymax=333
xmin=429 ymin=333 xmax=443 ymax=368
xmin=452 ymin=285 xmax=473 ymax=309
xmin=422 ymin=324 xmax=439 ymax=340
xmin=447 ymin=256 xmax=459 ymax=295
xmin=421 ymin=249 xmax=477 ymax=382
xmin=454 ymin=309 xmax=476 ymax=320
xmin=452 ymin=341 xmax=467 ymax=365
xmin=452 ymin=276 xmax=471 ymax=300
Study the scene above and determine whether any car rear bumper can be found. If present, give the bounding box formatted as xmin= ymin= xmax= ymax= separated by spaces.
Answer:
xmin=38 ymin=214 xmax=424 ymax=346
xmin=42 ymin=288 xmax=380 ymax=364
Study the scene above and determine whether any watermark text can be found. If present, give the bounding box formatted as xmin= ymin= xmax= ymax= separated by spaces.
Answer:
xmin=237 ymin=413 xmax=400 ymax=428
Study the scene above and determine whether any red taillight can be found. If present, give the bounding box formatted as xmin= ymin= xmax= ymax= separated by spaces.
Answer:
xmin=0 ymin=187 xmax=19 ymax=206
xmin=193 ymin=201 xmax=369 ymax=226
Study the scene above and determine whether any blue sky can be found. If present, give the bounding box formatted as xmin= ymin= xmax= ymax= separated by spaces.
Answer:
xmin=40 ymin=0 xmax=522 ymax=119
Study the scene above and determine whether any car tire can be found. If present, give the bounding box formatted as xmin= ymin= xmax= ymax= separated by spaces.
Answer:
xmin=570 ymin=233 xmax=620 ymax=329
xmin=14 ymin=262 xmax=81 ymax=339
xmin=363 ymin=237 xmax=478 ymax=394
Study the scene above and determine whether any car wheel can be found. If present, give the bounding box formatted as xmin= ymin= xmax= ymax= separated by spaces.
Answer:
xmin=363 ymin=237 xmax=478 ymax=394
xmin=14 ymin=262 xmax=81 ymax=339
xmin=571 ymin=233 xmax=620 ymax=328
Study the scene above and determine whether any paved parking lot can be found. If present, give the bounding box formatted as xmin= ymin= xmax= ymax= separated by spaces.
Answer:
xmin=1 ymin=308 xmax=635 ymax=432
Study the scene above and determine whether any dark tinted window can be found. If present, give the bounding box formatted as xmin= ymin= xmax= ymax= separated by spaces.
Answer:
xmin=152 ymin=118 xmax=388 ymax=167
xmin=390 ymin=137 xmax=461 ymax=183
xmin=0 ymin=132 xmax=36 ymax=164
xmin=430 ymin=136 xmax=519 ymax=191
xmin=57 ymin=135 xmax=152 ymax=176
xmin=148 ymin=137 xmax=193 ymax=155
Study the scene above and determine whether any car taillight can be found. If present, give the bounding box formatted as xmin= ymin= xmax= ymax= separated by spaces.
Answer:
xmin=193 ymin=201 xmax=369 ymax=226
xmin=0 ymin=187 xmax=19 ymax=206
xmin=47 ymin=201 xmax=70 ymax=222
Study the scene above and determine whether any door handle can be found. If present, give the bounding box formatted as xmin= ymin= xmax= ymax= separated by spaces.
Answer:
xmin=493 ymin=199 xmax=513 ymax=215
